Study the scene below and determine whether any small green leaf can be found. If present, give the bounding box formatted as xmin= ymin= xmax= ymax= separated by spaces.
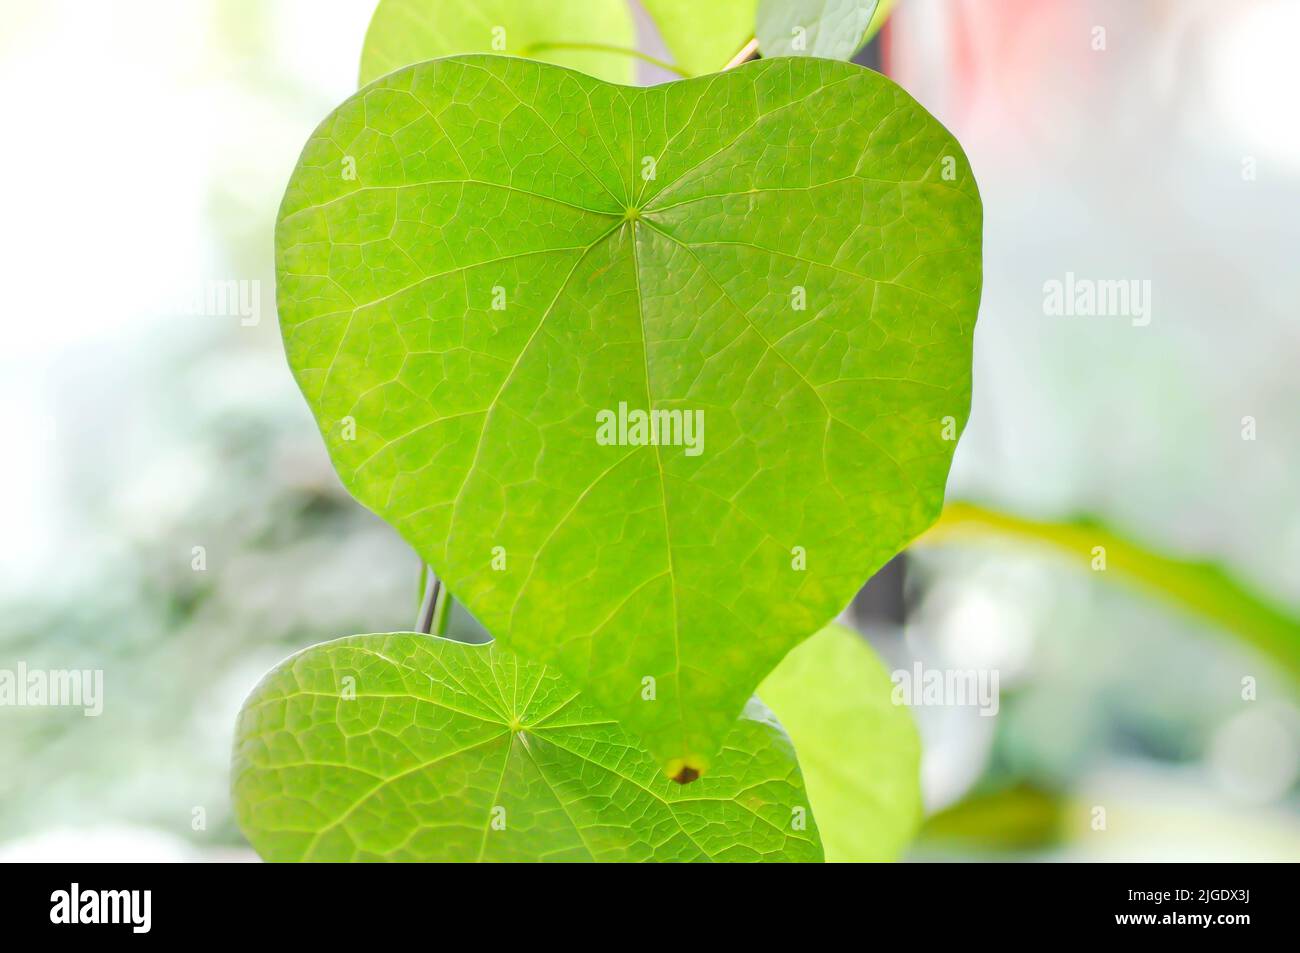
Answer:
xmin=275 ymin=54 xmax=981 ymax=771
xmin=757 ymin=0 xmax=883 ymax=61
xmin=232 ymin=633 xmax=822 ymax=862
xmin=760 ymin=623 xmax=921 ymax=861
xmin=917 ymin=784 xmax=1068 ymax=853
xmin=641 ymin=0 xmax=758 ymax=75
xmin=360 ymin=0 xmax=636 ymax=86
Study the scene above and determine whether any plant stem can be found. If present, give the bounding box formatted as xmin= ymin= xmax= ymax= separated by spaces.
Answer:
xmin=415 ymin=565 xmax=440 ymax=635
xmin=415 ymin=563 xmax=455 ymax=637
xmin=918 ymin=502 xmax=1300 ymax=682
xmin=433 ymin=582 xmax=452 ymax=637
xmin=518 ymin=41 xmax=690 ymax=78
xmin=723 ymin=37 xmax=760 ymax=71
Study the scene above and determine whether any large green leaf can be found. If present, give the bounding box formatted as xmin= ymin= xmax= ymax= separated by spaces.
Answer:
xmin=760 ymin=623 xmax=921 ymax=861
xmin=360 ymin=0 xmax=635 ymax=86
xmin=232 ymin=633 xmax=822 ymax=862
xmin=641 ymin=0 xmax=757 ymax=75
xmin=275 ymin=54 xmax=981 ymax=772
xmin=756 ymin=0 xmax=887 ymax=60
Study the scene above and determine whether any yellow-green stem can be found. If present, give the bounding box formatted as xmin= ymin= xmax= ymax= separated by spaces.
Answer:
xmin=919 ymin=502 xmax=1300 ymax=683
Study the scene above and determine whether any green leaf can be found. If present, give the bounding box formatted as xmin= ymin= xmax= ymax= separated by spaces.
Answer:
xmin=360 ymin=0 xmax=636 ymax=87
xmin=232 ymin=633 xmax=822 ymax=862
xmin=916 ymin=784 xmax=1068 ymax=854
xmin=760 ymin=622 xmax=921 ymax=861
xmin=363 ymin=0 xmax=760 ymax=83
xmin=757 ymin=0 xmax=883 ymax=60
xmin=641 ymin=0 xmax=758 ymax=75
xmin=923 ymin=502 xmax=1300 ymax=682
xmin=275 ymin=54 xmax=982 ymax=772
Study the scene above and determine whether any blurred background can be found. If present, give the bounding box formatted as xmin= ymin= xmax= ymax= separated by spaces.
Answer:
xmin=1 ymin=0 xmax=1297 ymax=861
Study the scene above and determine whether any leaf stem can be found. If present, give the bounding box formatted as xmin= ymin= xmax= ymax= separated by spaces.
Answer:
xmin=415 ymin=565 xmax=440 ymax=635
xmin=723 ymin=37 xmax=760 ymax=71
xmin=918 ymin=502 xmax=1300 ymax=682
xmin=431 ymin=575 xmax=452 ymax=637
xmin=518 ymin=41 xmax=690 ymax=78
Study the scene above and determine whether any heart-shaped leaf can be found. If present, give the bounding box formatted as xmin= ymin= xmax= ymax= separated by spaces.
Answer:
xmin=757 ymin=0 xmax=889 ymax=61
xmin=760 ymin=622 xmax=921 ymax=861
xmin=361 ymin=0 xmax=636 ymax=86
xmin=275 ymin=54 xmax=981 ymax=772
xmin=232 ymin=633 xmax=822 ymax=861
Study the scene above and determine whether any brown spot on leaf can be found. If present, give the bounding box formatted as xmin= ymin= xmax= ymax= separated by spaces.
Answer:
xmin=672 ymin=766 xmax=700 ymax=785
